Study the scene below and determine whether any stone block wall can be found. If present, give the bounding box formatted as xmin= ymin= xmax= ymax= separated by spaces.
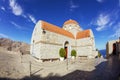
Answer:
xmin=31 ymin=21 xmax=97 ymax=59
xmin=76 ymin=37 xmax=97 ymax=58
xmin=30 ymin=21 xmax=42 ymax=57
xmin=76 ymin=38 xmax=93 ymax=46
xmin=31 ymin=43 xmax=41 ymax=59
xmin=31 ymin=21 xmax=42 ymax=43
xmin=32 ymin=28 xmax=97 ymax=59
xmin=40 ymin=43 xmax=61 ymax=59
xmin=40 ymin=30 xmax=75 ymax=46
xmin=106 ymin=40 xmax=120 ymax=57
xmin=39 ymin=30 xmax=75 ymax=59
xmin=77 ymin=46 xmax=92 ymax=56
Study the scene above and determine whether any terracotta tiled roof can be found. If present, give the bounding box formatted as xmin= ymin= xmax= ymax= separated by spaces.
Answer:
xmin=64 ymin=19 xmax=78 ymax=25
xmin=41 ymin=21 xmax=75 ymax=39
xmin=76 ymin=30 xmax=90 ymax=39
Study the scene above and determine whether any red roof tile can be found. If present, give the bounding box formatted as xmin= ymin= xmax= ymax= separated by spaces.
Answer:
xmin=41 ymin=21 xmax=75 ymax=39
xmin=64 ymin=19 xmax=78 ymax=25
xmin=76 ymin=30 xmax=90 ymax=39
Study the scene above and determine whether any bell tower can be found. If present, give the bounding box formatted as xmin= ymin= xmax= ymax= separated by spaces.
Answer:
xmin=63 ymin=19 xmax=82 ymax=38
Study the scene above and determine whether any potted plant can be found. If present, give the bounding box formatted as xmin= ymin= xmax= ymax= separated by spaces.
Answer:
xmin=71 ymin=49 xmax=77 ymax=59
xmin=59 ymin=48 xmax=66 ymax=61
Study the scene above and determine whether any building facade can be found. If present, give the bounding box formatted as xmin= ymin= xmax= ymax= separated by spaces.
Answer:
xmin=30 ymin=19 xmax=98 ymax=60
xmin=106 ymin=39 xmax=120 ymax=57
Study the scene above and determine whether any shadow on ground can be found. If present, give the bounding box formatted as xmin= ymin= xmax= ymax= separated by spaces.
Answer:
xmin=0 ymin=55 xmax=120 ymax=80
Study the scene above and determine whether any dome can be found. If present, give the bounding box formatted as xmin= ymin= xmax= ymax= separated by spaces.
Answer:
xmin=64 ymin=19 xmax=78 ymax=25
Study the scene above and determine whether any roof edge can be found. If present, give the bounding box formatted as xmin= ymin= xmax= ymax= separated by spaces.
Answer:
xmin=41 ymin=21 xmax=75 ymax=39
xmin=76 ymin=29 xmax=91 ymax=39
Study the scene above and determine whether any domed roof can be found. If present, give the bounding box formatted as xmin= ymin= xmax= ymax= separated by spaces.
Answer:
xmin=64 ymin=19 xmax=78 ymax=25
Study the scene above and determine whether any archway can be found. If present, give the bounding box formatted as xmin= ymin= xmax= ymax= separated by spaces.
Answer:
xmin=64 ymin=41 xmax=69 ymax=59
xmin=112 ymin=43 xmax=116 ymax=55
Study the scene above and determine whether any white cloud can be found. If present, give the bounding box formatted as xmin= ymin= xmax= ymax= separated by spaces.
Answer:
xmin=90 ymin=9 xmax=120 ymax=31
xmin=96 ymin=25 xmax=105 ymax=31
xmin=96 ymin=14 xmax=110 ymax=31
xmin=96 ymin=0 xmax=104 ymax=3
xmin=8 ymin=0 xmax=37 ymax=24
xmin=108 ymin=21 xmax=115 ymax=27
xmin=0 ymin=33 xmax=9 ymax=38
xmin=10 ymin=21 xmax=22 ymax=29
xmin=109 ymin=22 xmax=120 ymax=38
xmin=1 ymin=6 xmax=5 ymax=11
xmin=22 ymin=14 xmax=27 ymax=19
xmin=70 ymin=0 xmax=79 ymax=11
xmin=9 ymin=0 xmax=23 ymax=16
xmin=97 ymin=14 xmax=110 ymax=26
xmin=10 ymin=21 xmax=31 ymax=31
xmin=28 ymin=14 xmax=37 ymax=24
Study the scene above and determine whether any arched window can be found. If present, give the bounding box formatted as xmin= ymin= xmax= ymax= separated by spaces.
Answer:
xmin=64 ymin=41 xmax=69 ymax=47
xmin=42 ymin=29 xmax=46 ymax=34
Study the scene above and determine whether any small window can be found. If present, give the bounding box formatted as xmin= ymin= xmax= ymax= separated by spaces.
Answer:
xmin=42 ymin=29 xmax=46 ymax=34
xmin=64 ymin=26 xmax=66 ymax=28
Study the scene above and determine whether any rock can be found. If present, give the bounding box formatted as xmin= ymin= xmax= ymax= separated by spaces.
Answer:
xmin=0 ymin=38 xmax=30 ymax=54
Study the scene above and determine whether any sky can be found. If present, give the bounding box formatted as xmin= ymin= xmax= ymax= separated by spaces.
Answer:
xmin=0 ymin=0 xmax=120 ymax=50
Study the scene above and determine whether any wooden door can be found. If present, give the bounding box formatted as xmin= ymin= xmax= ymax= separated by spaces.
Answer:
xmin=65 ymin=47 xmax=68 ymax=59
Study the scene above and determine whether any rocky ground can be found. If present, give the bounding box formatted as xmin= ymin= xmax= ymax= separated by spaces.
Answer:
xmin=0 ymin=38 xmax=30 ymax=54
xmin=0 ymin=47 xmax=98 ymax=79
xmin=0 ymin=38 xmax=120 ymax=80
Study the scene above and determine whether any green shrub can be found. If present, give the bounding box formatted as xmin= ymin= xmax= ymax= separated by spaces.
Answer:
xmin=59 ymin=48 xmax=66 ymax=57
xmin=71 ymin=49 xmax=77 ymax=57
xmin=98 ymin=51 xmax=101 ymax=58
xmin=96 ymin=49 xmax=102 ymax=58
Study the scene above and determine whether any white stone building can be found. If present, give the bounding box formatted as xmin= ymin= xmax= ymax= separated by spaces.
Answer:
xmin=30 ymin=19 xmax=98 ymax=60
xmin=106 ymin=39 xmax=120 ymax=57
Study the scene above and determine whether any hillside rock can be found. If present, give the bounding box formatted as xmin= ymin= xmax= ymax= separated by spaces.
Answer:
xmin=0 ymin=38 xmax=30 ymax=54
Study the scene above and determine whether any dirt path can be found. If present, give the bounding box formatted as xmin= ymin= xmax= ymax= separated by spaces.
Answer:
xmin=1 ymin=49 xmax=119 ymax=80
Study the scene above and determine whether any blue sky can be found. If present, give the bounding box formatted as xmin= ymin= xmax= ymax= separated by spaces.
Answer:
xmin=0 ymin=0 xmax=120 ymax=50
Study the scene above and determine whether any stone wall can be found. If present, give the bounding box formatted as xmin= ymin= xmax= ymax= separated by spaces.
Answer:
xmin=31 ymin=21 xmax=97 ymax=60
xmin=76 ymin=37 xmax=95 ymax=57
xmin=31 ymin=43 xmax=41 ymax=58
xmin=106 ymin=40 xmax=120 ymax=57
xmin=77 ymin=46 xmax=92 ymax=56
xmin=40 ymin=30 xmax=75 ymax=46
xmin=30 ymin=21 xmax=43 ymax=59
xmin=38 ymin=30 xmax=75 ymax=59
xmin=76 ymin=38 xmax=93 ymax=46
xmin=31 ymin=25 xmax=75 ymax=59
xmin=40 ymin=43 xmax=61 ymax=59
xmin=31 ymin=21 xmax=42 ymax=43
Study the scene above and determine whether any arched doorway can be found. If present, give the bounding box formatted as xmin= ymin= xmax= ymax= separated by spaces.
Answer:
xmin=64 ymin=41 xmax=69 ymax=59
xmin=112 ymin=43 xmax=116 ymax=55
